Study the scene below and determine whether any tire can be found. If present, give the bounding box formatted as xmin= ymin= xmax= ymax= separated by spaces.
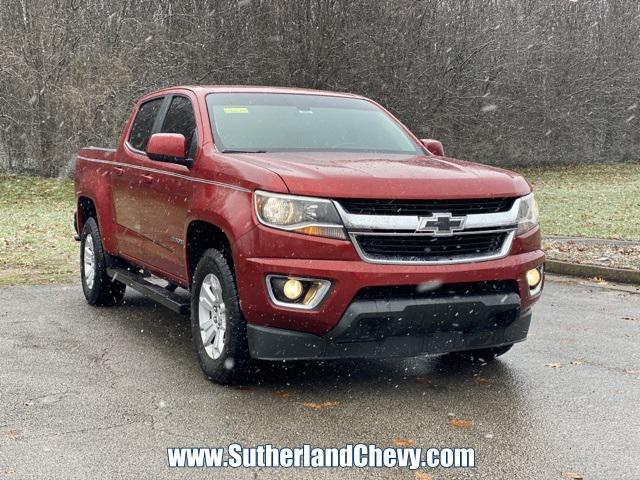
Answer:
xmin=190 ymin=248 xmax=249 ymax=385
xmin=80 ymin=217 xmax=126 ymax=306
xmin=447 ymin=344 xmax=513 ymax=363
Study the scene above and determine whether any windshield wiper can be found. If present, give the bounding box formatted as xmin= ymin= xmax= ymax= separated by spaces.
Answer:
xmin=221 ymin=149 xmax=268 ymax=154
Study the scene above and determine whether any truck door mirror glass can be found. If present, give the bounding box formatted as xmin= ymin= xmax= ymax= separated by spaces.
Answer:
xmin=420 ymin=138 xmax=444 ymax=157
xmin=146 ymin=133 xmax=193 ymax=167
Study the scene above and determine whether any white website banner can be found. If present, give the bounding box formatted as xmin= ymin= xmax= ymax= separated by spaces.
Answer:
xmin=167 ymin=444 xmax=475 ymax=470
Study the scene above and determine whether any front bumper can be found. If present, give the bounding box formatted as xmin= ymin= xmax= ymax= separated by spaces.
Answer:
xmin=235 ymin=198 xmax=543 ymax=360
xmin=236 ymin=248 xmax=544 ymax=336
xmin=247 ymin=292 xmax=531 ymax=360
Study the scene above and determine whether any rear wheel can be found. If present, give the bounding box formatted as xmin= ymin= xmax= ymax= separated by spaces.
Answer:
xmin=190 ymin=248 xmax=249 ymax=384
xmin=80 ymin=217 xmax=126 ymax=306
xmin=447 ymin=344 xmax=513 ymax=363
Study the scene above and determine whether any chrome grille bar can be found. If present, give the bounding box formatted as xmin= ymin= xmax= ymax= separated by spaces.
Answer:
xmin=334 ymin=197 xmax=523 ymax=265
xmin=333 ymin=198 xmax=521 ymax=231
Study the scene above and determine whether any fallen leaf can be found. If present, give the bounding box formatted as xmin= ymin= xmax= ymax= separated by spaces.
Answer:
xmin=473 ymin=377 xmax=493 ymax=385
xmin=447 ymin=418 xmax=474 ymax=429
xmin=273 ymin=391 xmax=293 ymax=399
xmin=4 ymin=429 xmax=21 ymax=440
xmin=546 ymin=363 xmax=562 ymax=369
xmin=624 ymin=369 xmax=640 ymax=376
xmin=415 ymin=472 xmax=434 ymax=480
xmin=415 ymin=376 xmax=434 ymax=385
xmin=303 ymin=401 xmax=340 ymax=410
xmin=235 ymin=385 xmax=251 ymax=391
xmin=562 ymin=472 xmax=584 ymax=480
xmin=392 ymin=438 xmax=416 ymax=447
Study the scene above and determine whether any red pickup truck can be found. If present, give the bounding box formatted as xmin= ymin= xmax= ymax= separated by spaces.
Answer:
xmin=74 ymin=85 xmax=544 ymax=384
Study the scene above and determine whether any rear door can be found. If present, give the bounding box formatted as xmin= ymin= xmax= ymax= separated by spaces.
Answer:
xmin=112 ymin=96 xmax=165 ymax=261
xmin=135 ymin=94 xmax=198 ymax=280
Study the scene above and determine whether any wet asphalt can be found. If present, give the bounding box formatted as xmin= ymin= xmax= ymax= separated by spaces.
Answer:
xmin=0 ymin=275 xmax=639 ymax=479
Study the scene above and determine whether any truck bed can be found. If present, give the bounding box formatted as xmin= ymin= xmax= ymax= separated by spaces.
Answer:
xmin=77 ymin=146 xmax=116 ymax=162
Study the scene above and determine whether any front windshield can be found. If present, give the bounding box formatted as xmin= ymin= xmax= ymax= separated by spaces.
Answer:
xmin=206 ymin=92 xmax=422 ymax=155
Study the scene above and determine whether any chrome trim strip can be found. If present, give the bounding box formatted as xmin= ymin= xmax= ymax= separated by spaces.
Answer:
xmin=349 ymin=227 xmax=516 ymax=236
xmin=333 ymin=198 xmax=521 ymax=231
xmin=77 ymin=156 xmax=251 ymax=192
xmin=349 ymin=231 xmax=515 ymax=265
xmin=265 ymin=274 xmax=332 ymax=310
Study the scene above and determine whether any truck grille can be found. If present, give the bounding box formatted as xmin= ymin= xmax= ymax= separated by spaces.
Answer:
xmin=352 ymin=232 xmax=509 ymax=263
xmin=338 ymin=197 xmax=515 ymax=216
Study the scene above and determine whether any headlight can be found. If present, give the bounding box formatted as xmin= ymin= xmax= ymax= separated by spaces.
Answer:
xmin=254 ymin=191 xmax=347 ymax=240
xmin=516 ymin=193 xmax=539 ymax=235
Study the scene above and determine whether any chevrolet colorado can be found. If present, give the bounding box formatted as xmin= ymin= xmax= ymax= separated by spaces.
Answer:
xmin=74 ymin=86 xmax=544 ymax=384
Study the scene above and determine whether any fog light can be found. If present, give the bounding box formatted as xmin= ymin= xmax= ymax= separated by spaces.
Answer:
xmin=526 ymin=268 xmax=541 ymax=288
xmin=266 ymin=275 xmax=332 ymax=310
xmin=283 ymin=279 xmax=304 ymax=300
xmin=526 ymin=266 xmax=544 ymax=296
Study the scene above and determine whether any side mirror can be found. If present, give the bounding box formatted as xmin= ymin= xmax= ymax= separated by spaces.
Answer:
xmin=146 ymin=133 xmax=193 ymax=167
xmin=420 ymin=138 xmax=444 ymax=157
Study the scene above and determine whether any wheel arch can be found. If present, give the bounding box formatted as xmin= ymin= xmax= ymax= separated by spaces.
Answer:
xmin=77 ymin=196 xmax=98 ymax=232
xmin=186 ymin=220 xmax=235 ymax=286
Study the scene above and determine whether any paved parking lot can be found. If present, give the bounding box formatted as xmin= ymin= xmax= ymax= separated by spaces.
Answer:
xmin=1 ymin=276 xmax=639 ymax=479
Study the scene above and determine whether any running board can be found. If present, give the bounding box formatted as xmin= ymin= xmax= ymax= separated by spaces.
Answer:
xmin=106 ymin=268 xmax=190 ymax=315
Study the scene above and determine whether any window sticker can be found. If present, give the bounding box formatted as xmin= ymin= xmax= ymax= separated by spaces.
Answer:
xmin=223 ymin=107 xmax=249 ymax=114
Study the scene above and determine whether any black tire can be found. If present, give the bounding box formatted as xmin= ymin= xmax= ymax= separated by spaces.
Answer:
xmin=190 ymin=248 xmax=249 ymax=385
xmin=447 ymin=344 xmax=513 ymax=363
xmin=80 ymin=217 xmax=126 ymax=306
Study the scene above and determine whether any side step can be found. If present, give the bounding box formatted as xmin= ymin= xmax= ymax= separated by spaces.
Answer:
xmin=107 ymin=268 xmax=191 ymax=315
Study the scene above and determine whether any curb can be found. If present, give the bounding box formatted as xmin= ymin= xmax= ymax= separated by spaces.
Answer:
xmin=546 ymin=259 xmax=640 ymax=285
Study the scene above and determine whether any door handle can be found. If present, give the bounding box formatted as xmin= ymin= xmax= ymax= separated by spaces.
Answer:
xmin=113 ymin=167 xmax=124 ymax=176
xmin=140 ymin=174 xmax=154 ymax=184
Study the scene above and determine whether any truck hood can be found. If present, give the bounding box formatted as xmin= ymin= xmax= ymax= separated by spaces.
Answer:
xmin=229 ymin=151 xmax=530 ymax=199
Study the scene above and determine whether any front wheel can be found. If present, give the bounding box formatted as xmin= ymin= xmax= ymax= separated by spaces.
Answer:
xmin=190 ymin=248 xmax=249 ymax=384
xmin=80 ymin=217 xmax=126 ymax=306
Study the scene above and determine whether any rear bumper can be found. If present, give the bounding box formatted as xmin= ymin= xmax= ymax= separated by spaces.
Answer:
xmin=248 ymin=295 xmax=532 ymax=360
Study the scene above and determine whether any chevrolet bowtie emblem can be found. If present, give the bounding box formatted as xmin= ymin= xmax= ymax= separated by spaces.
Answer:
xmin=417 ymin=213 xmax=466 ymax=236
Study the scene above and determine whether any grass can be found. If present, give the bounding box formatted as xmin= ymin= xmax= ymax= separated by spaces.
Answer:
xmin=519 ymin=163 xmax=640 ymax=241
xmin=0 ymin=163 xmax=638 ymax=285
xmin=0 ymin=174 xmax=76 ymax=286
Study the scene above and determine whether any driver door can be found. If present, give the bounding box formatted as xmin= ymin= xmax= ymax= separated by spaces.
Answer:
xmin=111 ymin=96 xmax=165 ymax=263
xmin=136 ymin=94 xmax=199 ymax=281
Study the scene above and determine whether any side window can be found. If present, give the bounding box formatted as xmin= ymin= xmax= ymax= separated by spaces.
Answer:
xmin=161 ymin=96 xmax=197 ymax=156
xmin=128 ymin=97 xmax=163 ymax=151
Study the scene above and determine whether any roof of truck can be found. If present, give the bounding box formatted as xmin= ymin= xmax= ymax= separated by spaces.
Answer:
xmin=146 ymin=85 xmax=363 ymax=99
